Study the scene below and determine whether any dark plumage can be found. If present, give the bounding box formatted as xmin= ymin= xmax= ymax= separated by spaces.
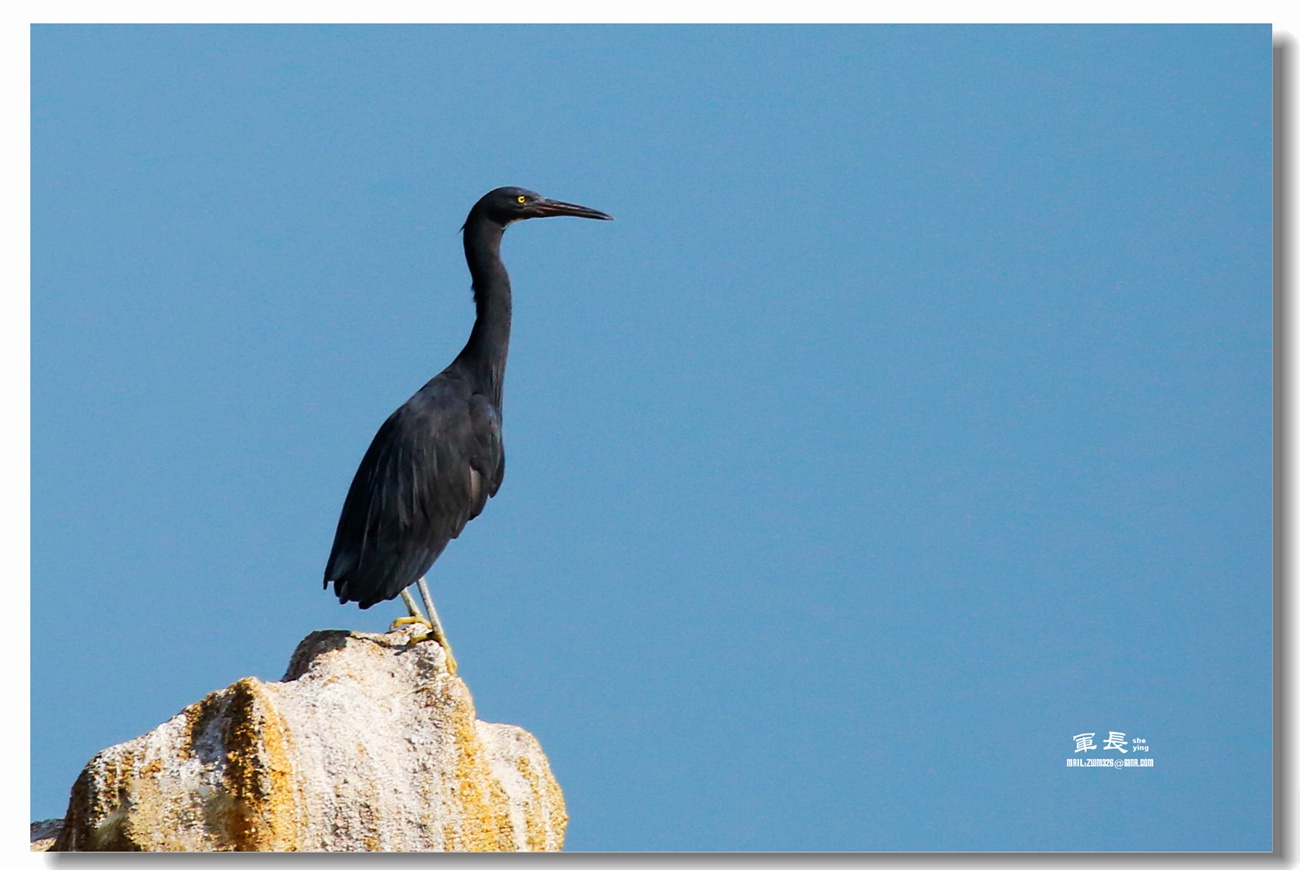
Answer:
xmin=324 ymin=378 xmax=504 ymax=608
xmin=323 ymin=187 xmax=611 ymax=665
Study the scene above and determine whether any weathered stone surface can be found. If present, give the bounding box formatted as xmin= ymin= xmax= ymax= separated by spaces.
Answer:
xmin=49 ymin=628 xmax=566 ymax=852
xmin=31 ymin=819 xmax=63 ymax=851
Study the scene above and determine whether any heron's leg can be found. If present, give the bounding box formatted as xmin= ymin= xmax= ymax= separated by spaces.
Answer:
xmin=391 ymin=588 xmax=430 ymax=630
xmin=400 ymin=588 xmax=424 ymax=619
xmin=390 ymin=587 xmax=441 ymax=634
xmin=415 ymin=576 xmax=458 ymax=675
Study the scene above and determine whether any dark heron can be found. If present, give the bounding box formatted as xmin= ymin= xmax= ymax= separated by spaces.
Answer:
xmin=324 ymin=187 xmax=612 ymax=673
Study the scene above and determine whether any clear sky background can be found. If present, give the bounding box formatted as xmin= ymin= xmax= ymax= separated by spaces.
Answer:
xmin=30 ymin=25 xmax=1271 ymax=851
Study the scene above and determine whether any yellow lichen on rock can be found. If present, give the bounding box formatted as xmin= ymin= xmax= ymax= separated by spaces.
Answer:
xmin=447 ymin=690 xmax=516 ymax=851
xmin=47 ymin=628 xmax=566 ymax=852
xmin=211 ymin=677 xmax=304 ymax=850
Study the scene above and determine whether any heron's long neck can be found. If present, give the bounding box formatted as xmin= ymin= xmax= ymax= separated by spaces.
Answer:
xmin=458 ymin=217 xmax=512 ymax=404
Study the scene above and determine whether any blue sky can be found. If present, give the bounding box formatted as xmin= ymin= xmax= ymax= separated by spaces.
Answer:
xmin=30 ymin=25 xmax=1271 ymax=851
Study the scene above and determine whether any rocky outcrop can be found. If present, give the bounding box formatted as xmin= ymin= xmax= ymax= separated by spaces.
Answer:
xmin=45 ymin=627 xmax=566 ymax=852
xmin=30 ymin=819 xmax=62 ymax=851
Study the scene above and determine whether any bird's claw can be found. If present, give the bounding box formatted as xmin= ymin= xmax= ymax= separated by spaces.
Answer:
xmin=438 ymin=644 xmax=459 ymax=676
xmin=389 ymin=617 xmax=459 ymax=674
xmin=411 ymin=633 xmax=459 ymax=675
xmin=391 ymin=615 xmax=431 ymax=633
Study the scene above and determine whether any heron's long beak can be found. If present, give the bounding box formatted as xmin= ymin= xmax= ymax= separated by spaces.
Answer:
xmin=534 ymin=198 xmax=613 ymax=220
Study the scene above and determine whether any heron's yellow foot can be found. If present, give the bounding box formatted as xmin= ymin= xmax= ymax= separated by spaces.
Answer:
xmin=391 ymin=615 xmax=432 ymax=633
xmin=411 ymin=633 xmax=459 ymax=675
xmin=391 ymin=617 xmax=459 ymax=674
xmin=439 ymin=642 xmax=459 ymax=676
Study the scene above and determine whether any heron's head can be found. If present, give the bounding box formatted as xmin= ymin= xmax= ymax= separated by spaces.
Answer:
xmin=471 ymin=187 xmax=613 ymax=227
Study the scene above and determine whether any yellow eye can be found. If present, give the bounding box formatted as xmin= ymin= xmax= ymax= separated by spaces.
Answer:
xmin=517 ymin=195 xmax=527 ymax=203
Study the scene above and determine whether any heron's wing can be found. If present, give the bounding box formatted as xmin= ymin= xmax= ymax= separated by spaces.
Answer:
xmin=324 ymin=375 xmax=504 ymax=608
xmin=465 ymin=392 xmax=504 ymax=519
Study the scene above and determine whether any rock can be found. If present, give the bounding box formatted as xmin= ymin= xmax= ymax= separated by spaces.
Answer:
xmin=31 ymin=819 xmax=63 ymax=851
xmin=48 ymin=628 xmax=566 ymax=852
